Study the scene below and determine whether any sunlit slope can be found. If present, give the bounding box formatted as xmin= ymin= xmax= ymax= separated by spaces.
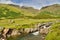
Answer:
xmin=0 ymin=4 xmax=38 ymax=19
xmin=0 ymin=4 xmax=60 ymax=19
xmin=35 ymin=4 xmax=60 ymax=19
xmin=0 ymin=4 xmax=23 ymax=19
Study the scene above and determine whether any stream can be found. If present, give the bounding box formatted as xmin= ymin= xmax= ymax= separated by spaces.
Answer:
xmin=7 ymin=32 xmax=43 ymax=40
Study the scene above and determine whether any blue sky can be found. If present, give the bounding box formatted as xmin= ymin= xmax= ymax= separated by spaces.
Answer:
xmin=0 ymin=0 xmax=60 ymax=9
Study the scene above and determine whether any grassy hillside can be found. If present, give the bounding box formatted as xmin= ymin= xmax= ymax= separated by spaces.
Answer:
xmin=35 ymin=4 xmax=60 ymax=19
xmin=0 ymin=4 xmax=23 ymax=19
xmin=0 ymin=4 xmax=39 ymax=19
xmin=0 ymin=4 xmax=60 ymax=28
xmin=0 ymin=4 xmax=60 ymax=19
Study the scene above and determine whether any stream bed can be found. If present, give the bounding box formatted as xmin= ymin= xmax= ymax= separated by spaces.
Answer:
xmin=7 ymin=33 xmax=44 ymax=40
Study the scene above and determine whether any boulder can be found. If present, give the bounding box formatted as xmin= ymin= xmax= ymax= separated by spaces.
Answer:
xmin=11 ymin=29 xmax=21 ymax=36
xmin=30 ymin=28 xmax=34 ymax=32
xmin=2 ymin=28 xmax=9 ymax=38
xmin=3 ymin=28 xmax=9 ymax=34
xmin=24 ymin=28 xmax=31 ymax=33
xmin=19 ymin=28 xmax=25 ymax=33
xmin=33 ymin=27 xmax=38 ymax=31
xmin=40 ymin=28 xmax=49 ymax=35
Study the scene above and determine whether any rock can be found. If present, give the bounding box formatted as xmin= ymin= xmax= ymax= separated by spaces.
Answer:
xmin=2 ymin=28 xmax=9 ymax=38
xmin=3 ymin=28 xmax=9 ymax=34
xmin=33 ymin=27 xmax=38 ymax=31
xmin=30 ymin=28 xmax=34 ymax=32
xmin=19 ymin=28 xmax=25 ymax=33
xmin=45 ymin=22 xmax=52 ymax=28
xmin=11 ymin=29 xmax=21 ymax=36
xmin=0 ymin=38 xmax=4 ymax=40
xmin=0 ymin=35 xmax=7 ymax=40
xmin=0 ymin=38 xmax=6 ymax=40
xmin=24 ymin=28 xmax=31 ymax=33
xmin=7 ymin=35 xmax=11 ymax=38
xmin=40 ymin=28 xmax=49 ymax=35
xmin=40 ymin=26 xmax=46 ymax=29
xmin=34 ymin=24 xmax=39 ymax=31
xmin=6 ymin=29 xmax=13 ymax=37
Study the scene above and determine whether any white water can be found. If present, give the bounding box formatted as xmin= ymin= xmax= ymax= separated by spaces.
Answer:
xmin=32 ymin=31 xmax=39 ymax=35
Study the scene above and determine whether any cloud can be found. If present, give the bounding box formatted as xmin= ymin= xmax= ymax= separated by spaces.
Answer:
xmin=0 ymin=0 xmax=15 ymax=4
xmin=0 ymin=0 xmax=60 ymax=9
xmin=11 ymin=0 xmax=60 ymax=9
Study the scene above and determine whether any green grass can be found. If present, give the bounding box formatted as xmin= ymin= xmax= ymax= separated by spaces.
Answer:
xmin=0 ymin=4 xmax=60 ymax=19
xmin=0 ymin=4 xmax=37 ymax=19
xmin=45 ymin=22 xmax=60 ymax=40
xmin=35 ymin=11 xmax=60 ymax=19
xmin=0 ymin=19 xmax=57 ymax=29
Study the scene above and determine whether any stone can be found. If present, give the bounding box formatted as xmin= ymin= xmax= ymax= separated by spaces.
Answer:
xmin=11 ymin=29 xmax=21 ymax=36
xmin=2 ymin=28 xmax=9 ymax=38
xmin=3 ymin=28 xmax=9 ymax=34
xmin=24 ymin=28 xmax=30 ymax=33
xmin=33 ymin=27 xmax=38 ymax=31
xmin=30 ymin=28 xmax=34 ymax=32
xmin=19 ymin=28 xmax=25 ymax=33
xmin=40 ymin=28 xmax=49 ymax=34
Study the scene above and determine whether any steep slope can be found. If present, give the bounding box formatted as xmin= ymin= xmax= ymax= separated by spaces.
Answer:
xmin=35 ymin=4 xmax=60 ymax=19
xmin=0 ymin=4 xmax=39 ymax=19
xmin=0 ymin=4 xmax=24 ymax=19
xmin=0 ymin=4 xmax=60 ymax=19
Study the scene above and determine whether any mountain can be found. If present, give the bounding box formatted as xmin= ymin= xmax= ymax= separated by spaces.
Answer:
xmin=0 ymin=4 xmax=60 ymax=19
xmin=0 ymin=4 xmax=39 ymax=19
xmin=35 ymin=4 xmax=60 ymax=19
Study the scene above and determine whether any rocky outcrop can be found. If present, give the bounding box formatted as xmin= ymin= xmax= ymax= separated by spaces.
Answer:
xmin=11 ymin=29 xmax=21 ymax=36
xmin=2 ymin=28 xmax=9 ymax=38
xmin=40 ymin=28 xmax=49 ymax=35
xmin=24 ymin=28 xmax=31 ymax=33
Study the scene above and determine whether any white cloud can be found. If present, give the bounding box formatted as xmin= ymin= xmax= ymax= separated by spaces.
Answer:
xmin=0 ymin=0 xmax=60 ymax=9
xmin=0 ymin=0 xmax=15 ymax=4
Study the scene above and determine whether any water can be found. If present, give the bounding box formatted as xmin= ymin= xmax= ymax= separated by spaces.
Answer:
xmin=7 ymin=33 xmax=43 ymax=40
xmin=32 ymin=31 xmax=39 ymax=35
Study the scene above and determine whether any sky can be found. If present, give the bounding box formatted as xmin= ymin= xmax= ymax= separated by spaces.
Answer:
xmin=0 ymin=0 xmax=60 ymax=9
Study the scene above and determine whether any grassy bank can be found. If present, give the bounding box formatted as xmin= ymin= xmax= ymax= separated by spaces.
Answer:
xmin=45 ymin=21 xmax=60 ymax=40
